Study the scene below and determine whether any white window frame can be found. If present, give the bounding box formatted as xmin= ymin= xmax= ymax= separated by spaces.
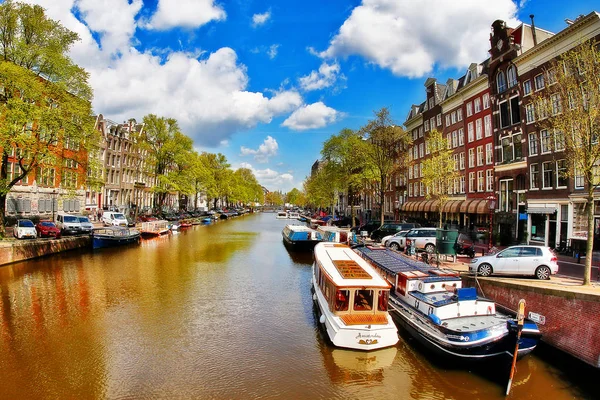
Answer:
xmin=467 ymin=122 xmax=474 ymax=142
xmin=477 ymin=170 xmax=484 ymax=192
xmin=458 ymin=128 xmax=464 ymax=145
xmin=468 ymin=148 xmax=475 ymax=168
xmin=483 ymin=93 xmax=490 ymax=109
xmin=474 ymin=98 xmax=481 ymax=113
xmin=525 ymin=103 xmax=535 ymax=124
xmin=486 ymin=169 xmax=493 ymax=192
xmin=523 ymin=80 xmax=532 ymax=96
xmin=459 ymin=152 xmax=465 ymax=170
xmin=466 ymin=102 xmax=473 ymax=117
xmin=542 ymin=161 xmax=553 ymax=188
xmin=486 ymin=143 xmax=493 ymax=164
xmin=477 ymin=145 xmax=484 ymax=166
xmin=534 ymin=74 xmax=545 ymax=91
xmin=475 ymin=118 xmax=483 ymax=140
xmin=469 ymin=172 xmax=475 ymax=193
xmin=484 ymin=115 xmax=492 ymax=137
xmin=530 ymin=163 xmax=539 ymax=189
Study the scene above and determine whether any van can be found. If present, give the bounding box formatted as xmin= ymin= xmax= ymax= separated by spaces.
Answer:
xmin=76 ymin=215 xmax=94 ymax=235
xmin=56 ymin=213 xmax=82 ymax=235
xmin=101 ymin=211 xmax=128 ymax=227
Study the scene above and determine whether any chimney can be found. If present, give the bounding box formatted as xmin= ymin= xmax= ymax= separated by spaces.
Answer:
xmin=530 ymin=14 xmax=538 ymax=46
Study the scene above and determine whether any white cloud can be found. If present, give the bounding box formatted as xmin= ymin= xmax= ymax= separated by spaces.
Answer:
xmin=22 ymin=0 xmax=304 ymax=147
xmin=282 ymin=102 xmax=341 ymax=131
xmin=146 ymin=0 xmax=226 ymax=30
xmin=320 ymin=0 xmax=520 ymax=77
xmin=252 ymin=11 xmax=271 ymax=27
xmin=299 ymin=61 xmax=344 ymax=91
xmin=240 ymin=136 xmax=279 ymax=163
xmin=238 ymin=163 xmax=294 ymax=192
xmin=267 ymin=44 xmax=279 ymax=60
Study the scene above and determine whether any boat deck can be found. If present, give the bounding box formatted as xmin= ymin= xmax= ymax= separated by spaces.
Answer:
xmin=441 ymin=314 xmax=508 ymax=333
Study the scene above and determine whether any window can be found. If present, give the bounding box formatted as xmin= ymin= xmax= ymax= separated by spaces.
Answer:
xmin=459 ymin=152 xmax=465 ymax=170
xmin=477 ymin=171 xmax=484 ymax=192
xmin=451 ymin=111 xmax=456 ymax=124
xmin=499 ymin=178 xmax=513 ymax=212
xmin=453 ymin=154 xmax=458 ymax=170
xmin=419 ymin=143 xmax=424 ymax=158
xmin=452 ymin=131 xmax=458 ymax=148
xmin=500 ymin=133 xmax=522 ymax=163
xmin=523 ymin=80 xmax=532 ymax=96
xmin=429 ymin=97 xmax=435 ymax=109
xmin=468 ymin=148 xmax=475 ymax=168
xmin=430 ymin=117 xmax=435 ymax=130
xmin=458 ymin=128 xmax=465 ymax=145
xmin=534 ymin=74 xmax=545 ymax=91
xmin=457 ymin=108 xmax=463 ymax=121
xmin=335 ymin=289 xmax=350 ymax=312
xmin=510 ymin=97 xmax=521 ymax=125
xmin=475 ymin=119 xmax=483 ymax=140
xmin=486 ymin=143 xmax=493 ymax=164
xmin=469 ymin=172 xmax=475 ymax=193
xmin=436 ymin=114 xmax=442 ymax=126
xmin=413 ymin=146 xmax=418 ymax=159
xmin=353 ymin=289 xmax=373 ymax=311
xmin=555 ymin=130 xmax=565 ymax=151
xmin=474 ymin=98 xmax=481 ymax=113
xmin=507 ymin=65 xmax=517 ymax=87
xmin=460 ymin=176 xmax=465 ymax=193
xmin=483 ymin=93 xmax=490 ymax=109
xmin=425 ymin=140 xmax=430 ymax=155
xmin=497 ymin=70 xmax=507 ymax=93
xmin=477 ymin=146 xmax=484 ymax=166
xmin=525 ymin=103 xmax=535 ymax=123
xmin=409 ymin=166 xmax=413 ymax=179
xmin=556 ymin=159 xmax=567 ymax=188
xmin=419 ymin=163 xmax=423 ymax=177
xmin=540 ymin=130 xmax=551 ymax=153
xmin=420 ymin=182 xmax=424 ymax=196
xmin=445 ymin=114 xmax=451 ymax=126
xmin=484 ymin=115 xmax=492 ymax=137
xmin=424 ymin=120 xmax=429 ymax=131
xmin=542 ymin=161 xmax=553 ymax=188
xmin=530 ymin=164 xmax=539 ymax=189
xmin=447 ymin=133 xmax=452 ymax=149
xmin=551 ymin=94 xmax=562 ymax=115
xmin=575 ymin=167 xmax=584 ymax=188
xmin=486 ymin=169 xmax=493 ymax=191
xmin=419 ymin=126 xmax=423 ymax=137
xmin=499 ymin=101 xmax=510 ymax=128
xmin=529 ymin=133 xmax=539 ymax=155
xmin=466 ymin=102 xmax=473 ymax=117
xmin=467 ymin=122 xmax=474 ymax=142
xmin=408 ymin=184 xmax=413 ymax=197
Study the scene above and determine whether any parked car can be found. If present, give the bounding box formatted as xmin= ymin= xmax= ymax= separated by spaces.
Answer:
xmin=77 ymin=216 xmax=94 ymax=235
xmin=13 ymin=219 xmax=37 ymax=239
xmin=56 ymin=213 xmax=82 ymax=235
xmin=469 ymin=245 xmax=558 ymax=280
xmin=404 ymin=227 xmax=438 ymax=253
xmin=126 ymin=215 xmax=136 ymax=227
xmin=384 ymin=230 xmax=410 ymax=251
xmin=101 ymin=211 xmax=128 ymax=227
xmin=371 ymin=222 xmax=421 ymax=242
xmin=35 ymin=221 xmax=61 ymax=239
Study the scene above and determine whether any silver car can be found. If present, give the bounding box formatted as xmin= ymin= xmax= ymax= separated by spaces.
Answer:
xmin=469 ymin=245 xmax=558 ymax=280
xmin=384 ymin=230 xmax=409 ymax=250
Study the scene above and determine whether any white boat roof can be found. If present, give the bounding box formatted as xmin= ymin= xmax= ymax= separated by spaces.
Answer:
xmin=317 ymin=226 xmax=351 ymax=233
xmin=285 ymin=224 xmax=315 ymax=232
xmin=314 ymin=242 xmax=390 ymax=289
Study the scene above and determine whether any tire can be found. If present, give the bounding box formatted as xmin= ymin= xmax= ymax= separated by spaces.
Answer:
xmin=390 ymin=242 xmax=400 ymax=251
xmin=535 ymin=265 xmax=551 ymax=280
xmin=425 ymin=243 xmax=435 ymax=253
xmin=478 ymin=263 xmax=493 ymax=277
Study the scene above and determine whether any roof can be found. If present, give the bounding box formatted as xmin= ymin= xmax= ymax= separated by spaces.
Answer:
xmin=314 ymin=243 xmax=390 ymax=288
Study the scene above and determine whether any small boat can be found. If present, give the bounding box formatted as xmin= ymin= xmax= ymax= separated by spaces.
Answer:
xmin=276 ymin=211 xmax=288 ymax=219
xmin=140 ymin=220 xmax=171 ymax=236
xmin=317 ymin=226 xmax=353 ymax=244
xmin=202 ymin=217 xmax=212 ymax=223
xmin=354 ymin=246 xmax=541 ymax=362
xmin=287 ymin=211 xmax=300 ymax=219
xmin=169 ymin=223 xmax=181 ymax=231
xmin=179 ymin=220 xmax=193 ymax=228
xmin=312 ymin=242 xmax=399 ymax=350
xmin=92 ymin=227 xmax=140 ymax=249
xmin=282 ymin=224 xmax=322 ymax=250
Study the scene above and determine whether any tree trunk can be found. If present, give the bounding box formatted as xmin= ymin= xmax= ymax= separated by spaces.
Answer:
xmin=584 ymin=192 xmax=594 ymax=285
xmin=0 ymin=193 xmax=6 ymax=237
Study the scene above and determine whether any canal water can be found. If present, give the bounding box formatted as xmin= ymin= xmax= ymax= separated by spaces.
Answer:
xmin=0 ymin=213 xmax=596 ymax=399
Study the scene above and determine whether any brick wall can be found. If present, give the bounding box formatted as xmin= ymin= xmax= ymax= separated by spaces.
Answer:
xmin=463 ymin=276 xmax=600 ymax=368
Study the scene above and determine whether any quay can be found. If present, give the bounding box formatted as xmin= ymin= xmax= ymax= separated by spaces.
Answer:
xmin=0 ymin=236 xmax=89 ymax=265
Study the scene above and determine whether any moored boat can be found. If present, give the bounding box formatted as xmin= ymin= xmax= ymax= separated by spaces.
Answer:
xmin=317 ymin=226 xmax=353 ymax=244
xmin=140 ymin=220 xmax=170 ymax=236
xmin=92 ymin=227 xmax=141 ymax=249
xmin=282 ymin=224 xmax=322 ymax=250
xmin=276 ymin=211 xmax=288 ymax=219
xmin=353 ymin=246 xmax=541 ymax=362
xmin=312 ymin=242 xmax=399 ymax=350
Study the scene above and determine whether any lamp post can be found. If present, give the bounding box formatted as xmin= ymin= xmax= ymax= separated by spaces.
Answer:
xmin=487 ymin=195 xmax=496 ymax=251
xmin=52 ymin=189 xmax=57 ymax=221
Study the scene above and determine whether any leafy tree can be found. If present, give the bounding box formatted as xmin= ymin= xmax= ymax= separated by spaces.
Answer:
xmin=285 ymin=188 xmax=302 ymax=206
xmin=358 ymin=107 xmax=412 ymax=225
xmin=421 ymin=129 xmax=459 ymax=228
xmin=304 ymin=167 xmax=336 ymax=211
xmin=531 ymin=39 xmax=600 ymax=285
xmin=203 ymin=153 xmax=230 ymax=209
xmin=265 ymin=191 xmax=284 ymax=206
xmin=0 ymin=1 xmax=96 ymax=235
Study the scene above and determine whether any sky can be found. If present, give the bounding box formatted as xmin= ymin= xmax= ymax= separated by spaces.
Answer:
xmin=20 ymin=0 xmax=599 ymax=193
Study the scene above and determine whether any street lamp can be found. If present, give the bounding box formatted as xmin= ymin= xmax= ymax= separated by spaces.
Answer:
xmin=487 ymin=195 xmax=496 ymax=251
xmin=52 ymin=189 xmax=57 ymax=221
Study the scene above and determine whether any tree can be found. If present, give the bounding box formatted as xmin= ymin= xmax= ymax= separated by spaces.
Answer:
xmin=303 ymin=167 xmax=336 ymax=212
xmin=265 ymin=191 xmax=284 ymax=206
xmin=285 ymin=188 xmax=302 ymax=206
xmin=358 ymin=107 xmax=412 ymax=225
xmin=0 ymin=1 xmax=96 ymax=235
xmin=531 ymin=39 xmax=600 ymax=285
xmin=321 ymin=128 xmax=366 ymax=224
xmin=421 ymin=129 xmax=459 ymax=228
xmin=203 ymin=153 xmax=230 ymax=209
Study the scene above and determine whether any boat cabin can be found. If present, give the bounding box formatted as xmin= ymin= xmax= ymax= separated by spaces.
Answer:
xmin=316 ymin=226 xmax=352 ymax=244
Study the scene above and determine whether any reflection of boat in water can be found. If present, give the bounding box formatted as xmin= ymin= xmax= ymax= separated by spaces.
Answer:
xmin=312 ymin=242 xmax=399 ymax=350
xmin=320 ymin=346 xmax=398 ymax=385
xmin=354 ymin=246 xmax=541 ymax=362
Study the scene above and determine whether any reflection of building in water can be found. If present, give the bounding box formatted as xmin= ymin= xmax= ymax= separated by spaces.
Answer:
xmin=320 ymin=346 xmax=397 ymax=385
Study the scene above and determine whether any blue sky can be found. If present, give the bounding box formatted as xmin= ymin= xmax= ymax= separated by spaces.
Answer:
xmin=23 ymin=0 xmax=599 ymax=192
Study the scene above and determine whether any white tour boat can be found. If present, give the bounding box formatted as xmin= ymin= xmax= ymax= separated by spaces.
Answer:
xmin=312 ymin=242 xmax=399 ymax=350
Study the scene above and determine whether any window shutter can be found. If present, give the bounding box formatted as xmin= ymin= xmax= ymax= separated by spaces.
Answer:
xmin=7 ymin=198 xmax=16 ymax=212
xmin=16 ymin=199 xmax=24 ymax=212
xmin=24 ymin=199 xmax=31 ymax=213
xmin=39 ymin=199 xmax=46 ymax=212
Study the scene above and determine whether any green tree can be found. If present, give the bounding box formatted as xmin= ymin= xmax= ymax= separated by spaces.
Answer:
xmin=531 ymin=39 xmax=600 ymax=285
xmin=285 ymin=188 xmax=302 ymax=206
xmin=265 ymin=191 xmax=284 ymax=206
xmin=421 ymin=129 xmax=459 ymax=228
xmin=0 ymin=1 xmax=96 ymax=235
xmin=359 ymin=107 xmax=412 ymax=225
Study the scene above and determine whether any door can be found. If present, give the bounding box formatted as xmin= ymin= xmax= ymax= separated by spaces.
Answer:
xmin=517 ymin=246 xmax=541 ymax=275
xmin=494 ymin=247 xmax=521 ymax=274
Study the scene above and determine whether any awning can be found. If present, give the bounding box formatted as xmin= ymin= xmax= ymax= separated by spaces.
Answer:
xmin=429 ymin=200 xmax=440 ymax=212
xmin=422 ymin=200 xmax=434 ymax=212
xmin=402 ymin=202 xmax=417 ymax=212
xmin=476 ymin=200 xmax=490 ymax=214
xmin=528 ymin=206 xmax=557 ymax=214
xmin=417 ymin=201 xmax=428 ymax=212
xmin=467 ymin=199 xmax=483 ymax=214
xmin=460 ymin=199 xmax=476 ymax=213
xmin=449 ymin=200 xmax=462 ymax=213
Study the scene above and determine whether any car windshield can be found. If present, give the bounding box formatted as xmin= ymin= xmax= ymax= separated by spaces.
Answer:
xmin=64 ymin=216 xmax=79 ymax=223
xmin=40 ymin=222 xmax=56 ymax=227
xmin=114 ymin=213 xmax=125 ymax=219
xmin=78 ymin=217 xmax=90 ymax=223
xmin=19 ymin=220 xmax=34 ymax=227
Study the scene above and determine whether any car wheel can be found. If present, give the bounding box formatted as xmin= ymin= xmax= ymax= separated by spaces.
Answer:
xmin=478 ymin=263 xmax=493 ymax=277
xmin=425 ymin=244 xmax=435 ymax=253
xmin=390 ymin=242 xmax=400 ymax=251
xmin=535 ymin=265 xmax=551 ymax=280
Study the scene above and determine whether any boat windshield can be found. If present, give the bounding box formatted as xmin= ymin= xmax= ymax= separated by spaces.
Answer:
xmin=335 ymin=289 xmax=349 ymax=311
xmin=353 ymin=289 xmax=373 ymax=311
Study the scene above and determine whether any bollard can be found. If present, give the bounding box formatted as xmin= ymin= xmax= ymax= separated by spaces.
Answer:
xmin=576 ymin=252 xmax=581 ymax=264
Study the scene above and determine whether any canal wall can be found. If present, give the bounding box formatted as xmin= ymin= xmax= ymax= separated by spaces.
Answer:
xmin=462 ymin=275 xmax=600 ymax=368
xmin=0 ymin=237 xmax=89 ymax=266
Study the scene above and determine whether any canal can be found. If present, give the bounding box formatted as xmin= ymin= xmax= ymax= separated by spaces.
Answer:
xmin=0 ymin=212 xmax=596 ymax=399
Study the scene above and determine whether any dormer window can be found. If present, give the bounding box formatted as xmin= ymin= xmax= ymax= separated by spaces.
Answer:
xmin=497 ymin=70 xmax=507 ymax=93
xmin=429 ymin=97 xmax=435 ymax=109
xmin=507 ymin=65 xmax=517 ymax=88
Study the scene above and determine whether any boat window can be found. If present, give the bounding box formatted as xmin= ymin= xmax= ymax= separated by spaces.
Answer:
xmin=335 ymin=289 xmax=349 ymax=312
xmin=378 ymin=290 xmax=389 ymax=311
xmin=353 ymin=289 xmax=373 ymax=311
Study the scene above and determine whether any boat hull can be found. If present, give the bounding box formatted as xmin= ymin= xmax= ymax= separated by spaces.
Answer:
xmin=92 ymin=234 xmax=140 ymax=249
xmin=282 ymin=235 xmax=320 ymax=251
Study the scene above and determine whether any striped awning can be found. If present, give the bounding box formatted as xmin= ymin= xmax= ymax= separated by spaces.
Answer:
xmin=442 ymin=200 xmax=462 ymax=213
xmin=476 ymin=199 xmax=491 ymax=214
xmin=460 ymin=199 xmax=476 ymax=213
xmin=429 ymin=200 xmax=440 ymax=212
xmin=417 ymin=201 xmax=428 ymax=212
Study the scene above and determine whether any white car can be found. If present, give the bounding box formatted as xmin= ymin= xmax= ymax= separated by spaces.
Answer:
xmin=384 ymin=230 xmax=410 ymax=250
xmin=14 ymin=219 xmax=37 ymax=239
xmin=469 ymin=245 xmax=558 ymax=280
